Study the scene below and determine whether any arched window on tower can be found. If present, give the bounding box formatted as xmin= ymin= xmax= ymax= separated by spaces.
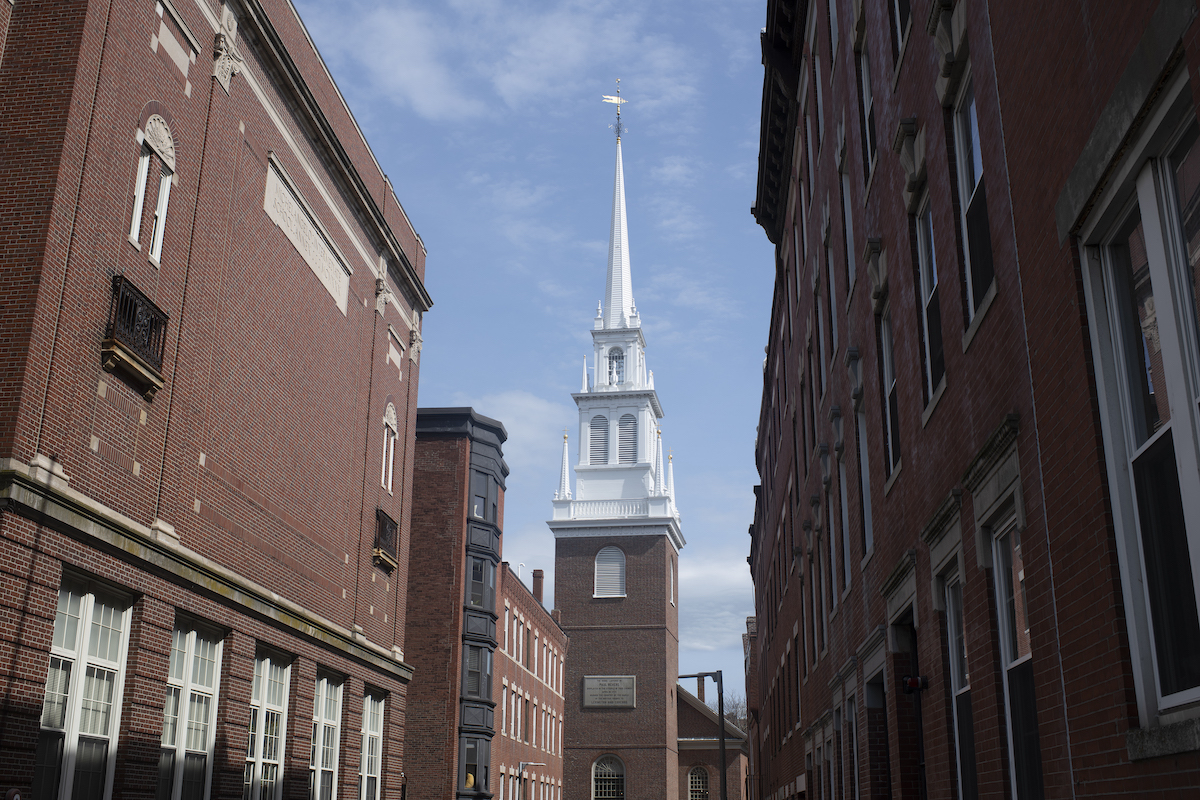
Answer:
xmin=590 ymin=415 xmax=609 ymax=465
xmin=688 ymin=767 xmax=709 ymax=800
xmin=608 ymin=348 xmax=625 ymax=385
xmin=618 ymin=414 xmax=637 ymax=464
xmin=594 ymin=547 xmax=626 ymax=598
xmin=593 ymin=755 xmax=625 ymax=800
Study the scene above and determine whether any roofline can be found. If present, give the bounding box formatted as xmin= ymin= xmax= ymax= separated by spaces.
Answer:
xmin=677 ymin=683 xmax=750 ymax=742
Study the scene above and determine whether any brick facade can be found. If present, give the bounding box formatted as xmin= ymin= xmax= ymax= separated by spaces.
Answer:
xmin=749 ymin=0 xmax=1200 ymax=799
xmin=0 ymin=1 xmax=429 ymax=798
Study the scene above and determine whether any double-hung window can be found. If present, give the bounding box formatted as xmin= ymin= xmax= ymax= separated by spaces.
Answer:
xmin=35 ymin=580 xmax=132 ymax=800
xmin=879 ymin=312 xmax=901 ymax=474
xmin=310 ymin=676 xmax=342 ymax=800
xmin=129 ymin=139 xmax=174 ymax=263
xmin=243 ymin=654 xmax=291 ymax=800
xmin=159 ymin=623 xmax=223 ymax=800
xmin=381 ymin=404 xmax=397 ymax=493
xmin=1082 ymin=88 xmax=1200 ymax=721
xmin=887 ymin=0 xmax=910 ymax=65
xmin=359 ymin=694 xmax=384 ymax=800
xmin=916 ymin=200 xmax=945 ymax=398
xmin=955 ymin=76 xmax=995 ymax=321
xmin=857 ymin=46 xmax=877 ymax=177
xmin=945 ymin=574 xmax=977 ymax=800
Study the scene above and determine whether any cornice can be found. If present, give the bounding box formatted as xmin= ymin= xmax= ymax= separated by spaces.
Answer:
xmin=962 ymin=413 xmax=1020 ymax=492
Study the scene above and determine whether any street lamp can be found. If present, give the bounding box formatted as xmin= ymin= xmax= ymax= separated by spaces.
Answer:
xmin=679 ymin=670 xmax=727 ymax=800
xmin=519 ymin=762 xmax=546 ymax=800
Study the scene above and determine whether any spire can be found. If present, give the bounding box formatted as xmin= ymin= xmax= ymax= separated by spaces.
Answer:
xmin=654 ymin=429 xmax=666 ymax=495
xmin=602 ymin=82 xmax=634 ymax=329
xmin=556 ymin=431 xmax=572 ymax=500
xmin=667 ymin=452 xmax=676 ymax=500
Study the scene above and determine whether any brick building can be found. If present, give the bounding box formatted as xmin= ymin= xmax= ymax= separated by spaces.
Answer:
xmin=0 ymin=0 xmax=430 ymax=798
xmin=494 ymin=563 xmax=567 ymax=800
xmin=749 ymin=0 xmax=1200 ymax=798
xmin=676 ymin=683 xmax=750 ymax=800
xmin=550 ymin=113 xmax=686 ymax=800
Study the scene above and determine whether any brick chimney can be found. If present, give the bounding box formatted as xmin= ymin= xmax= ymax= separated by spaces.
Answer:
xmin=533 ymin=569 xmax=544 ymax=604
xmin=697 ymin=677 xmax=705 ymax=704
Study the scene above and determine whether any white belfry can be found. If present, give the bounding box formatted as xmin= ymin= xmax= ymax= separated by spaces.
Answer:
xmin=548 ymin=90 xmax=684 ymax=547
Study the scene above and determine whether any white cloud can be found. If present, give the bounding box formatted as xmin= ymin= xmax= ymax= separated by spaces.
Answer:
xmin=448 ymin=389 xmax=575 ymax=474
xmin=678 ymin=552 xmax=754 ymax=652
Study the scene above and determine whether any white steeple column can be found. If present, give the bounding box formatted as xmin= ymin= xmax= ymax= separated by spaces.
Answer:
xmin=667 ymin=453 xmax=675 ymax=500
xmin=557 ymin=432 xmax=572 ymax=500
xmin=604 ymin=137 xmax=635 ymax=330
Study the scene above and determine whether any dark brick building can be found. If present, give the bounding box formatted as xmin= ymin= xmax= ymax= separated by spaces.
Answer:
xmin=676 ymin=683 xmax=749 ymax=800
xmin=0 ymin=1 xmax=430 ymax=799
xmin=749 ymin=0 xmax=1200 ymax=798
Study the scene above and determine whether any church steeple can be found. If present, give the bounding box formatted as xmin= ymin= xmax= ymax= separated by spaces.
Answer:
xmin=601 ymin=82 xmax=636 ymax=330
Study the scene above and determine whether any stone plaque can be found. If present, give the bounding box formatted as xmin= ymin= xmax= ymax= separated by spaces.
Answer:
xmin=264 ymin=163 xmax=349 ymax=314
xmin=583 ymin=675 xmax=636 ymax=708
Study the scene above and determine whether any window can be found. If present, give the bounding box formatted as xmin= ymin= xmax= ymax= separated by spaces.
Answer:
xmin=468 ymin=557 xmax=496 ymax=611
xmin=839 ymin=457 xmax=851 ymax=588
xmin=955 ymin=78 xmax=995 ymax=319
xmin=1083 ymin=104 xmax=1200 ymax=718
xmin=827 ymin=0 xmax=839 ymax=59
xmin=590 ymin=415 xmax=609 ymax=465
xmin=879 ymin=313 xmax=901 ymax=474
xmin=841 ymin=171 xmax=857 ymax=287
xmin=826 ymin=238 xmax=838 ymax=353
xmin=916 ymin=200 xmax=945 ymax=397
xmin=887 ymin=0 xmax=910 ymax=64
xmin=846 ymin=696 xmax=860 ymax=800
xmin=618 ymin=414 xmax=638 ymax=463
xmin=854 ymin=410 xmax=874 ymax=555
xmin=993 ymin=519 xmax=1044 ymax=799
xmin=130 ymin=145 xmax=153 ymax=243
xmin=594 ymin=546 xmax=626 ymax=597
xmin=463 ymin=645 xmax=493 ymax=700
xmin=857 ymin=47 xmax=877 ymax=176
xmin=688 ymin=767 xmax=709 ymax=800
xmin=814 ymin=56 xmax=824 ymax=148
xmin=827 ymin=495 xmax=839 ymax=607
xmin=373 ymin=509 xmax=398 ymax=571
xmin=159 ymin=623 xmax=223 ymax=800
xmin=608 ymin=348 xmax=625 ymax=384
xmin=149 ymin=162 xmax=173 ymax=261
xmin=669 ymin=558 xmax=676 ymax=607
xmin=359 ymin=694 xmax=383 ymax=800
xmin=945 ymin=574 xmax=978 ymax=800
xmin=34 ymin=580 xmax=131 ymax=800
xmin=381 ymin=404 xmax=397 ymax=493
xmin=592 ymin=756 xmax=624 ymax=800
xmin=471 ymin=470 xmax=499 ymax=522
xmin=309 ymin=676 xmax=342 ymax=800
xmin=805 ymin=113 xmax=816 ymax=203
xmin=461 ymin=738 xmax=489 ymax=791
xmin=501 ymin=686 xmax=508 ymax=736
xmin=243 ymin=653 xmax=291 ymax=800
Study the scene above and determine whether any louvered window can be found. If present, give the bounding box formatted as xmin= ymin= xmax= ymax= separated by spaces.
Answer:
xmin=594 ymin=547 xmax=626 ymax=597
xmin=590 ymin=416 xmax=609 ymax=465
xmin=618 ymin=415 xmax=637 ymax=464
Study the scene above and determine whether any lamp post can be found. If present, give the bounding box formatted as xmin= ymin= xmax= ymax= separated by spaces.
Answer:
xmin=519 ymin=762 xmax=545 ymax=800
xmin=679 ymin=670 xmax=727 ymax=800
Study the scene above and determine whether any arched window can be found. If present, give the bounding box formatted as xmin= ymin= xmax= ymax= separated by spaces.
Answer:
xmin=129 ymin=114 xmax=176 ymax=262
xmin=590 ymin=415 xmax=609 ymax=464
xmin=381 ymin=403 xmax=397 ymax=492
xmin=688 ymin=767 xmax=709 ymax=800
xmin=608 ymin=348 xmax=625 ymax=384
xmin=592 ymin=755 xmax=625 ymax=800
xmin=594 ymin=547 xmax=626 ymax=597
xmin=618 ymin=414 xmax=637 ymax=463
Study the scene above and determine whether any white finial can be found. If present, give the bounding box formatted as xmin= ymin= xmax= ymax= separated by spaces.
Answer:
xmin=667 ymin=449 xmax=676 ymax=500
xmin=602 ymin=77 xmax=627 ymax=141
xmin=581 ymin=357 xmax=589 ymax=392
xmin=556 ymin=430 xmax=572 ymax=500
xmin=654 ymin=429 xmax=666 ymax=496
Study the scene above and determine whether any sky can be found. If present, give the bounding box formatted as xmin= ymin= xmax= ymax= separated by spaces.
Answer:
xmin=293 ymin=0 xmax=777 ymax=699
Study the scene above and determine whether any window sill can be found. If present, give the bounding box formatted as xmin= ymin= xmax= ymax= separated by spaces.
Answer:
xmin=592 ymin=594 xmax=626 ymax=599
xmin=961 ymin=280 xmax=997 ymax=353
xmin=861 ymin=546 xmax=875 ymax=570
xmin=921 ymin=375 xmax=948 ymax=429
xmin=127 ymin=234 xmax=142 ymax=251
xmin=890 ymin=26 xmax=912 ymax=92
xmin=846 ymin=273 xmax=858 ymax=314
xmin=1127 ymin=717 xmax=1200 ymax=761
xmin=883 ymin=461 xmax=902 ymax=496
xmin=863 ymin=152 xmax=879 ymax=203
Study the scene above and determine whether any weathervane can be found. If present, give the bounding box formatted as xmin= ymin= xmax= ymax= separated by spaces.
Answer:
xmin=602 ymin=78 xmax=627 ymax=141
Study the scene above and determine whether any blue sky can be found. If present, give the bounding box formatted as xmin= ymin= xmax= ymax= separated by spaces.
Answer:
xmin=294 ymin=0 xmax=776 ymax=698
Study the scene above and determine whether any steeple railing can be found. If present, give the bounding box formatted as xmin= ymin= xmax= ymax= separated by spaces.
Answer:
xmin=569 ymin=499 xmax=648 ymax=519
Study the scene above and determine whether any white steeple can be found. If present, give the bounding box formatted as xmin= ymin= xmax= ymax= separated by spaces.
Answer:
xmin=548 ymin=84 xmax=684 ymax=554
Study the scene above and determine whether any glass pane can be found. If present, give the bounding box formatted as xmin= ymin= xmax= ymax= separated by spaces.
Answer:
xmin=1111 ymin=211 xmax=1171 ymax=445
xmin=1169 ymin=122 xmax=1200 ymax=382
xmin=88 ymin=597 xmax=123 ymax=663
xmin=156 ymin=747 xmax=176 ymax=800
xmin=162 ymin=686 xmax=181 ymax=745
xmin=187 ymin=691 xmax=212 ymax=751
xmin=1006 ymin=659 xmax=1045 ymax=800
xmin=261 ymin=763 xmax=279 ymax=800
xmin=320 ymin=770 xmax=333 ymax=800
xmin=32 ymin=730 xmax=65 ymax=800
xmin=54 ymin=587 xmax=82 ymax=652
xmin=247 ymin=708 xmax=258 ymax=758
xmin=72 ymin=737 xmax=110 ymax=800
xmin=170 ymin=628 xmax=187 ymax=682
xmin=193 ymin=634 xmax=217 ymax=689
xmin=266 ymin=662 xmax=285 ymax=707
xmin=996 ymin=527 xmax=1031 ymax=664
xmin=1133 ymin=431 xmax=1200 ymax=695
xmin=954 ymin=692 xmax=978 ymax=800
xmin=181 ymin=752 xmax=207 ymax=800
xmin=947 ymin=579 xmax=969 ymax=691
xmin=243 ymin=762 xmax=254 ymax=800
xmin=263 ymin=710 xmax=281 ymax=761
xmin=322 ymin=724 xmax=337 ymax=769
xmin=42 ymin=656 xmax=72 ymax=729
xmin=79 ymin=666 xmax=116 ymax=736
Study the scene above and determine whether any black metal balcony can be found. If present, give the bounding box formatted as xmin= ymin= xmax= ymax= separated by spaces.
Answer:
xmin=374 ymin=508 xmax=399 ymax=571
xmin=101 ymin=275 xmax=168 ymax=399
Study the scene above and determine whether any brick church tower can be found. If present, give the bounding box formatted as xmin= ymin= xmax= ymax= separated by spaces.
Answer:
xmin=550 ymin=90 xmax=686 ymax=800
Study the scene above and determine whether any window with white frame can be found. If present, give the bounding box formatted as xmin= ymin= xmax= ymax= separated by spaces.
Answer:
xmin=590 ymin=415 xmax=609 ymax=465
xmin=841 ymin=171 xmax=857 ymax=288
xmin=839 ymin=454 xmax=851 ymax=588
xmin=618 ymin=414 xmax=638 ymax=463
xmin=814 ymin=56 xmax=825 ymax=148
xmin=887 ymin=0 xmax=910 ymax=64
xmin=159 ymin=622 xmax=223 ymax=800
xmin=309 ymin=676 xmax=342 ymax=800
xmin=916 ymin=199 xmax=945 ymax=398
xmin=827 ymin=0 xmax=839 ymax=59
xmin=826 ymin=238 xmax=838 ymax=354
xmin=34 ymin=579 xmax=132 ymax=800
xmin=148 ymin=162 xmax=173 ymax=262
xmin=594 ymin=546 xmax=626 ymax=597
xmin=846 ymin=695 xmax=860 ymax=800
xmin=129 ymin=145 xmax=153 ymax=243
xmin=1081 ymin=83 xmax=1200 ymax=721
xmin=992 ymin=517 xmax=1043 ymax=799
xmin=857 ymin=46 xmax=877 ymax=176
xmin=129 ymin=134 xmax=175 ymax=263
xmin=955 ymin=75 xmax=995 ymax=321
xmin=944 ymin=572 xmax=978 ymax=800
xmin=688 ymin=767 xmax=709 ymax=800
xmin=854 ymin=408 xmax=874 ymax=556
xmin=592 ymin=756 xmax=625 ymax=800
xmin=381 ymin=403 xmax=397 ymax=493
xmin=243 ymin=653 xmax=291 ymax=800
xmin=359 ymin=693 xmax=384 ymax=800
xmin=879 ymin=312 xmax=901 ymax=475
